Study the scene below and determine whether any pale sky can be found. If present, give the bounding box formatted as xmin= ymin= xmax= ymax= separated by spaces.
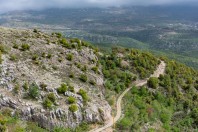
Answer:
xmin=0 ymin=0 xmax=197 ymax=13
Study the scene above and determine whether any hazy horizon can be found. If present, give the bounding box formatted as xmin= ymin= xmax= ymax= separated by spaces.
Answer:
xmin=0 ymin=0 xmax=198 ymax=13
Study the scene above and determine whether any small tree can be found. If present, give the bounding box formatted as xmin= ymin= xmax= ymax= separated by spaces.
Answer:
xmin=28 ymin=83 xmax=40 ymax=99
xmin=43 ymin=98 xmax=53 ymax=109
xmin=147 ymin=77 xmax=159 ymax=89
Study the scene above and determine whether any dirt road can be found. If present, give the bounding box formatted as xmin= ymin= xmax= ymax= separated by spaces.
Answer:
xmin=90 ymin=61 xmax=166 ymax=132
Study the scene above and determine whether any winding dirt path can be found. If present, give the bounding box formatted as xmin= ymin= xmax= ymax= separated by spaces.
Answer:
xmin=90 ymin=61 xmax=166 ymax=132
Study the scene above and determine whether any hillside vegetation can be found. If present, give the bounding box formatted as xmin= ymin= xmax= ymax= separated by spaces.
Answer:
xmin=116 ymin=58 xmax=198 ymax=131
xmin=0 ymin=27 xmax=197 ymax=131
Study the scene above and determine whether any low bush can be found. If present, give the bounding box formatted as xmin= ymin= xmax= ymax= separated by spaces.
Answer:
xmin=28 ymin=83 xmax=40 ymax=99
xmin=68 ymin=96 xmax=76 ymax=104
xmin=69 ymin=104 xmax=78 ymax=112
xmin=78 ymin=89 xmax=88 ymax=103
xmin=47 ymin=93 xmax=56 ymax=103
xmin=57 ymin=83 xmax=68 ymax=94
xmin=9 ymin=54 xmax=17 ymax=61
xmin=21 ymin=44 xmax=30 ymax=51
xmin=43 ymin=98 xmax=53 ymax=109
xmin=79 ymin=74 xmax=88 ymax=82
xmin=22 ymin=82 xmax=29 ymax=91
xmin=66 ymin=53 xmax=73 ymax=61
xmin=147 ymin=77 xmax=159 ymax=89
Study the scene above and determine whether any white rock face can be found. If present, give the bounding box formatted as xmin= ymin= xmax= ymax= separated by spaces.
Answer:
xmin=0 ymin=27 xmax=112 ymax=130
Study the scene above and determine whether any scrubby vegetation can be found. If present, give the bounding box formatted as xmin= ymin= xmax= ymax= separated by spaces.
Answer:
xmin=147 ymin=77 xmax=159 ymax=89
xmin=69 ymin=104 xmax=78 ymax=112
xmin=101 ymin=47 xmax=159 ymax=94
xmin=68 ymin=96 xmax=76 ymax=104
xmin=57 ymin=83 xmax=68 ymax=94
xmin=0 ymin=28 xmax=198 ymax=132
xmin=79 ymin=74 xmax=88 ymax=82
xmin=116 ymin=58 xmax=198 ymax=131
xmin=77 ymin=89 xmax=88 ymax=104
xmin=21 ymin=44 xmax=30 ymax=51
xmin=28 ymin=83 xmax=40 ymax=99
xmin=0 ymin=112 xmax=47 ymax=132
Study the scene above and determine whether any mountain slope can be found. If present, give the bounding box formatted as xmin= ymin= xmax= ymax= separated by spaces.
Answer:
xmin=0 ymin=27 xmax=197 ymax=132
xmin=0 ymin=27 xmax=111 ymax=130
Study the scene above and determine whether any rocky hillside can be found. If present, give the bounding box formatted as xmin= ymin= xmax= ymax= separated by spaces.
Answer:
xmin=1 ymin=27 xmax=198 ymax=132
xmin=0 ymin=27 xmax=111 ymax=130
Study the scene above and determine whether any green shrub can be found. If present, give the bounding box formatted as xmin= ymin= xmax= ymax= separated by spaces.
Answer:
xmin=33 ymin=29 xmax=38 ymax=33
xmin=21 ymin=44 xmax=30 ymax=51
xmin=41 ymin=52 xmax=46 ymax=58
xmin=22 ymin=82 xmax=29 ymax=91
xmin=69 ymin=104 xmax=78 ymax=112
xmin=32 ymin=54 xmax=38 ymax=60
xmin=0 ymin=125 xmax=6 ymax=132
xmin=69 ymin=73 xmax=74 ymax=78
xmin=43 ymin=98 xmax=53 ymax=109
xmin=53 ymin=127 xmax=71 ymax=132
xmin=68 ymin=96 xmax=76 ymax=104
xmin=79 ymin=74 xmax=88 ymax=82
xmin=78 ymin=89 xmax=88 ymax=103
xmin=26 ymin=122 xmax=47 ymax=132
xmin=147 ymin=77 xmax=159 ymax=89
xmin=191 ymin=108 xmax=198 ymax=124
xmin=160 ymin=111 xmax=172 ymax=123
xmin=13 ymin=43 xmax=19 ymax=49
xmin=0 ymin=44 xmax=6 ymax=53
xmin=66 ymin=54 xmax=73 ymax=61
xmin=76 ymin=63 xmax=81 ymax=69
xmin=62 ymin=42 xmax=71 ymax=49
xmin=70 ymin=38 xmax=80 ymax=44
xmin=91 ymin=66 xmax=98 ymax=73
xmin=47 ymin=93 xmax=56 ymax=103
xmin=9 ymin=54 xmax=17 ymax=61
xmin=55 ymin=32 xmax=62 ymax=38
xmin=57 ymin=83 xmax=68 ymax=94
xmin=60 ymin=38 xmax=67 ymax=44
xmin=81 ymin=41 xmax=89 ymax=47
xmin=46 ymin=54 xmax=52 ymax=59
xmin=13 ymin=84 xmax=20 ymax=94
xmin=33 ymin=60 xmax=40 ymax=65
xmin=81 ymin=65 xmax=87 ymax=72
xmin=117 ymin=118 xmax=131 ymax=130
xmin=68 ymin=85 xmax=75 ymax=92
xmin=28 ymin=83 xmax=40 ymax=99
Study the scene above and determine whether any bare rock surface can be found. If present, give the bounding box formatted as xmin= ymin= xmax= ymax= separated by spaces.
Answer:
xmin=0 ymin=27 xmax=111 ymax=129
